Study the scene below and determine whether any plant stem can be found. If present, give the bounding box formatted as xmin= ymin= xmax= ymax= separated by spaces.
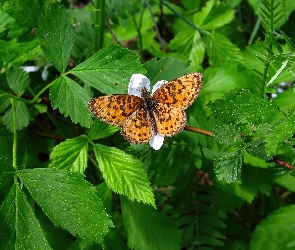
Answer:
xmin=185 ymin=126 xmax=215 ymax=137
xmin=94 ymin=0 xmax=106 ymax=52
xmin=11 ymin=99 xmax=18 ymax=170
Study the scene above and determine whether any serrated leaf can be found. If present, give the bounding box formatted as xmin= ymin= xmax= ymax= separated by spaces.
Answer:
xmin=93 ymin=144 xmax=155 ymax=207
xmin=265 ymin=114 xmax=295 ymax=156
xmin=6 ymin=67 xmax=30 ymax=96
xmin=49 ymin=136 xmax=88 ymax=173
xmin=0 ymin=39 xmax=41 ymax=68
xmin=251 ymin=205 xmax=295 ymax=249
xmin=194 ymin=0 xmax=235 ymax=30
xmin=0 ymin=185 xmax=51 ymax=249
xmin=70 ymin=44 xmax=146 ymax=94
xmin=205 ymin=33 xmax=242 ymax=66
xmin=120 ymin=196 xmax=180 ymax=250
xmin=168 ymin=29 xmax=205 ymax=71
xmin=0 ymin=10 xmax=14 ymax=34
xmin=245 ymin=138 xmax=267 ymax=160
xmin=88 ymin=119 xmax=119 ymax=141
xmin=214 ymin=150 xmax=243 ymax=183
xmin=38 ymin=3 xmax=73 ymax=73
xmin=214 ymin=124 xmax=242 ymax=147
xmin=18 ymin=168 xmax=113 ymax=243
xmin=49 ymin=76 xmax=92 ymax=127
xmin=210 ymin=90 xmax=279 ymax=125
xmin=3 ymin=100 xmax=30 ymax=132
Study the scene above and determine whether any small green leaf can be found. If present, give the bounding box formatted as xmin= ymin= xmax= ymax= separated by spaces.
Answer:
xmin=214 ymin=150 xmax=243 ymax=183
xmin=265 ymin=114 xmax=295 ymax=156
xmin=38 ymin=3 xmax=73 ymax=73
xmin=34 ymin=104 xmax=47 ymax=113
xmin=194 ymin=0 xmax=235 ymax=30
xmin=49 ymin=76 xmax=92 ymax=127
xmin=0 ymin=10 xmax=14 ymax=34
xmin=210 ymin=90 xmax=279 ymax=126
xmin=18 ymin=168 xmax=113 ymax=243
xmin=0 ymin=185 xmax=51 ymax=249
xmin=70 ymin=44 xmax=146 ymax=94
xmin=245 ymin=138 xmax=267 ymax=160
xmin=273 ymin=88 xmax=295 ymax=111
xmin=251 ymin=205 xmax=295 ymax=249
xmin=49 ymin=136 xmax=88 ymax=173
xmin=3 ymin=100 xmax=30 ymax=132
xmin=88 ymin=119 xmax=119 ymax=141
xmin=6 ymin=67 xmax=30 ymax=96
xmin=205 ymin=33 xmax=242 ymax=66
xmin=121 ymin=196 xmax=180 ymax=250
xmin=93 ymin=144 xmax=155 ymax=207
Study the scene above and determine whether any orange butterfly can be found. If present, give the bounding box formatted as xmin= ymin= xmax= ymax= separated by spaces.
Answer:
xmin=88 ymin=73 xmax=203 ymax=149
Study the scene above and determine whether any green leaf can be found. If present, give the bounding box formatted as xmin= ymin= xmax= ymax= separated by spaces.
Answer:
xmin=0 ymin=10 xmax=14 ymax=34
xmin=6 ymin=67 xmax=30 ymax=96
xmin=210 ymin=90 xmax=279 ymax=126
xmin=194 ymin=0 xmax=235 ymax=30
xmin=144 ymin=57 xmax=190 ymax=85
xmin=49 ymin=136 xmax=88 ymax=173
xmin=0 ymin=39 xmax=41 ymax=68
xmin=251 ymin=205 xmax=295 ymax=249
xmin=3 ymin=100 xmax=30 ymax=132
xmin=205 ymin=33 xmax=242 ymax=66
xmin=168 ymin=29 xmax=205 ymax=71
xmin=214 ymin=150 xmax=243 ymax=183
xmin=96 ymin=182 xmax=113 ymax=215
xmin=245 ymin=138 xmax=267 ymax=160
xmin=38 ymin=3 xmax=73 ymax=73
xmin=214 ymin=124 xmax=242 ymax=147
xmin=18 ymin=168 xmax=113 ymax=243
xmin=93 ymin=144 xmax=155 ymax=207
xmin=273 ymin=88 xmax=295 ymax=111
xmin=88 ymin=119 xmax=119 ymax=141
xmin=120 ymin=196 xmax=180 ymax=250
xmin=49 ymin=76 xmax=92 ymax=127
xmin=265 ymin=114 xmax=295 ymax=156
xmin=0 ymin=184 xmax=51 ymax=249
xmin=70 ymin=44 xmax=146 ymax=94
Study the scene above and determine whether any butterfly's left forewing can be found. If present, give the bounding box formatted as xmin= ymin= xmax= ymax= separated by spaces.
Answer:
xmin=88 ymin=95 xmax=142 ymax=126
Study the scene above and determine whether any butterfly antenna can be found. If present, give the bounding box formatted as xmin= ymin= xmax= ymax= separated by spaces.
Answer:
xmin=152 ymin=67 xmax=165 ymax=83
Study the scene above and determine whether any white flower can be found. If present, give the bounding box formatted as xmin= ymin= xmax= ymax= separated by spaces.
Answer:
xmin=128 ymin=74 xmax=167 ymax=150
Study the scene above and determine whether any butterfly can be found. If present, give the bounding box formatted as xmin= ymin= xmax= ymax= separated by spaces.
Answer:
xmin=88 ymin=72 xmax=203 ymax=145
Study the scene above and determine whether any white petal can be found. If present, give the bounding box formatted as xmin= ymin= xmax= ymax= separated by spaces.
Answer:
xmin=41 ymin=66 xmax=49 ymax=81
xmin=128 ymin=74 xmax=150 ymax=97
xmin=152 ymin=80 xmax=167 ymax=94
xmin=149 ymin=134 xmax=164 ymax=150
xmin=21 ymin=66 xmax=39 ymax=73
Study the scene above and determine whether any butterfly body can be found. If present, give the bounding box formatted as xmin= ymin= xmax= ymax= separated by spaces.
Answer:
xmin=88 ymin=72 xmax=203 ymax=144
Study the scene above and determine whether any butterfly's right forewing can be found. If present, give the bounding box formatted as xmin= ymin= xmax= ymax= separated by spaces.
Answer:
xmin=88 ymin=95 xmax=142 ymax=126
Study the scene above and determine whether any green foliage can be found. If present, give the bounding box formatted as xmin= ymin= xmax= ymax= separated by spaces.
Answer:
xmin=1 ymin=0 xmax=295 ymax=249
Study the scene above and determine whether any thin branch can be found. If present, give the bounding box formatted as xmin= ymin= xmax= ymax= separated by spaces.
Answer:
xmin=273 ymin=158 xmax=294 ymax=170
xmin=185 ymin=126 xmax=215 ymax=138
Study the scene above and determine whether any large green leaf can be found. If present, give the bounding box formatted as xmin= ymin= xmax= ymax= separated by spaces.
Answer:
xmin=70 ymin=44 xmax=146 ymax=94
xmin=0 ymin=153 xmax=14 ymax=189
xmin=194 ymin=0 xmax=235 ymax=30
xmin=0 ymin=185 xmax=51 ymax=249
xmin=210 ymin=90 xmax=279 ymax=126
xmin=251 ymin=205 xmax=295 ymax=249
xmin=121 ymin=196 xmax=180 ymax=250
xmin=6 ymin=67 xmax=30 ymax=96
xmin=49 ymin=75 xmax=92 ymax=127
xmin=38 ymin=3 xmax=73 ymax=73
xmin=93 ymin=144 xmax=155 ymax=207
xmin=18 ymin=168 xmax=113 ymax=243
xmin=49 ymin=136 xmax=88 ymax=173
